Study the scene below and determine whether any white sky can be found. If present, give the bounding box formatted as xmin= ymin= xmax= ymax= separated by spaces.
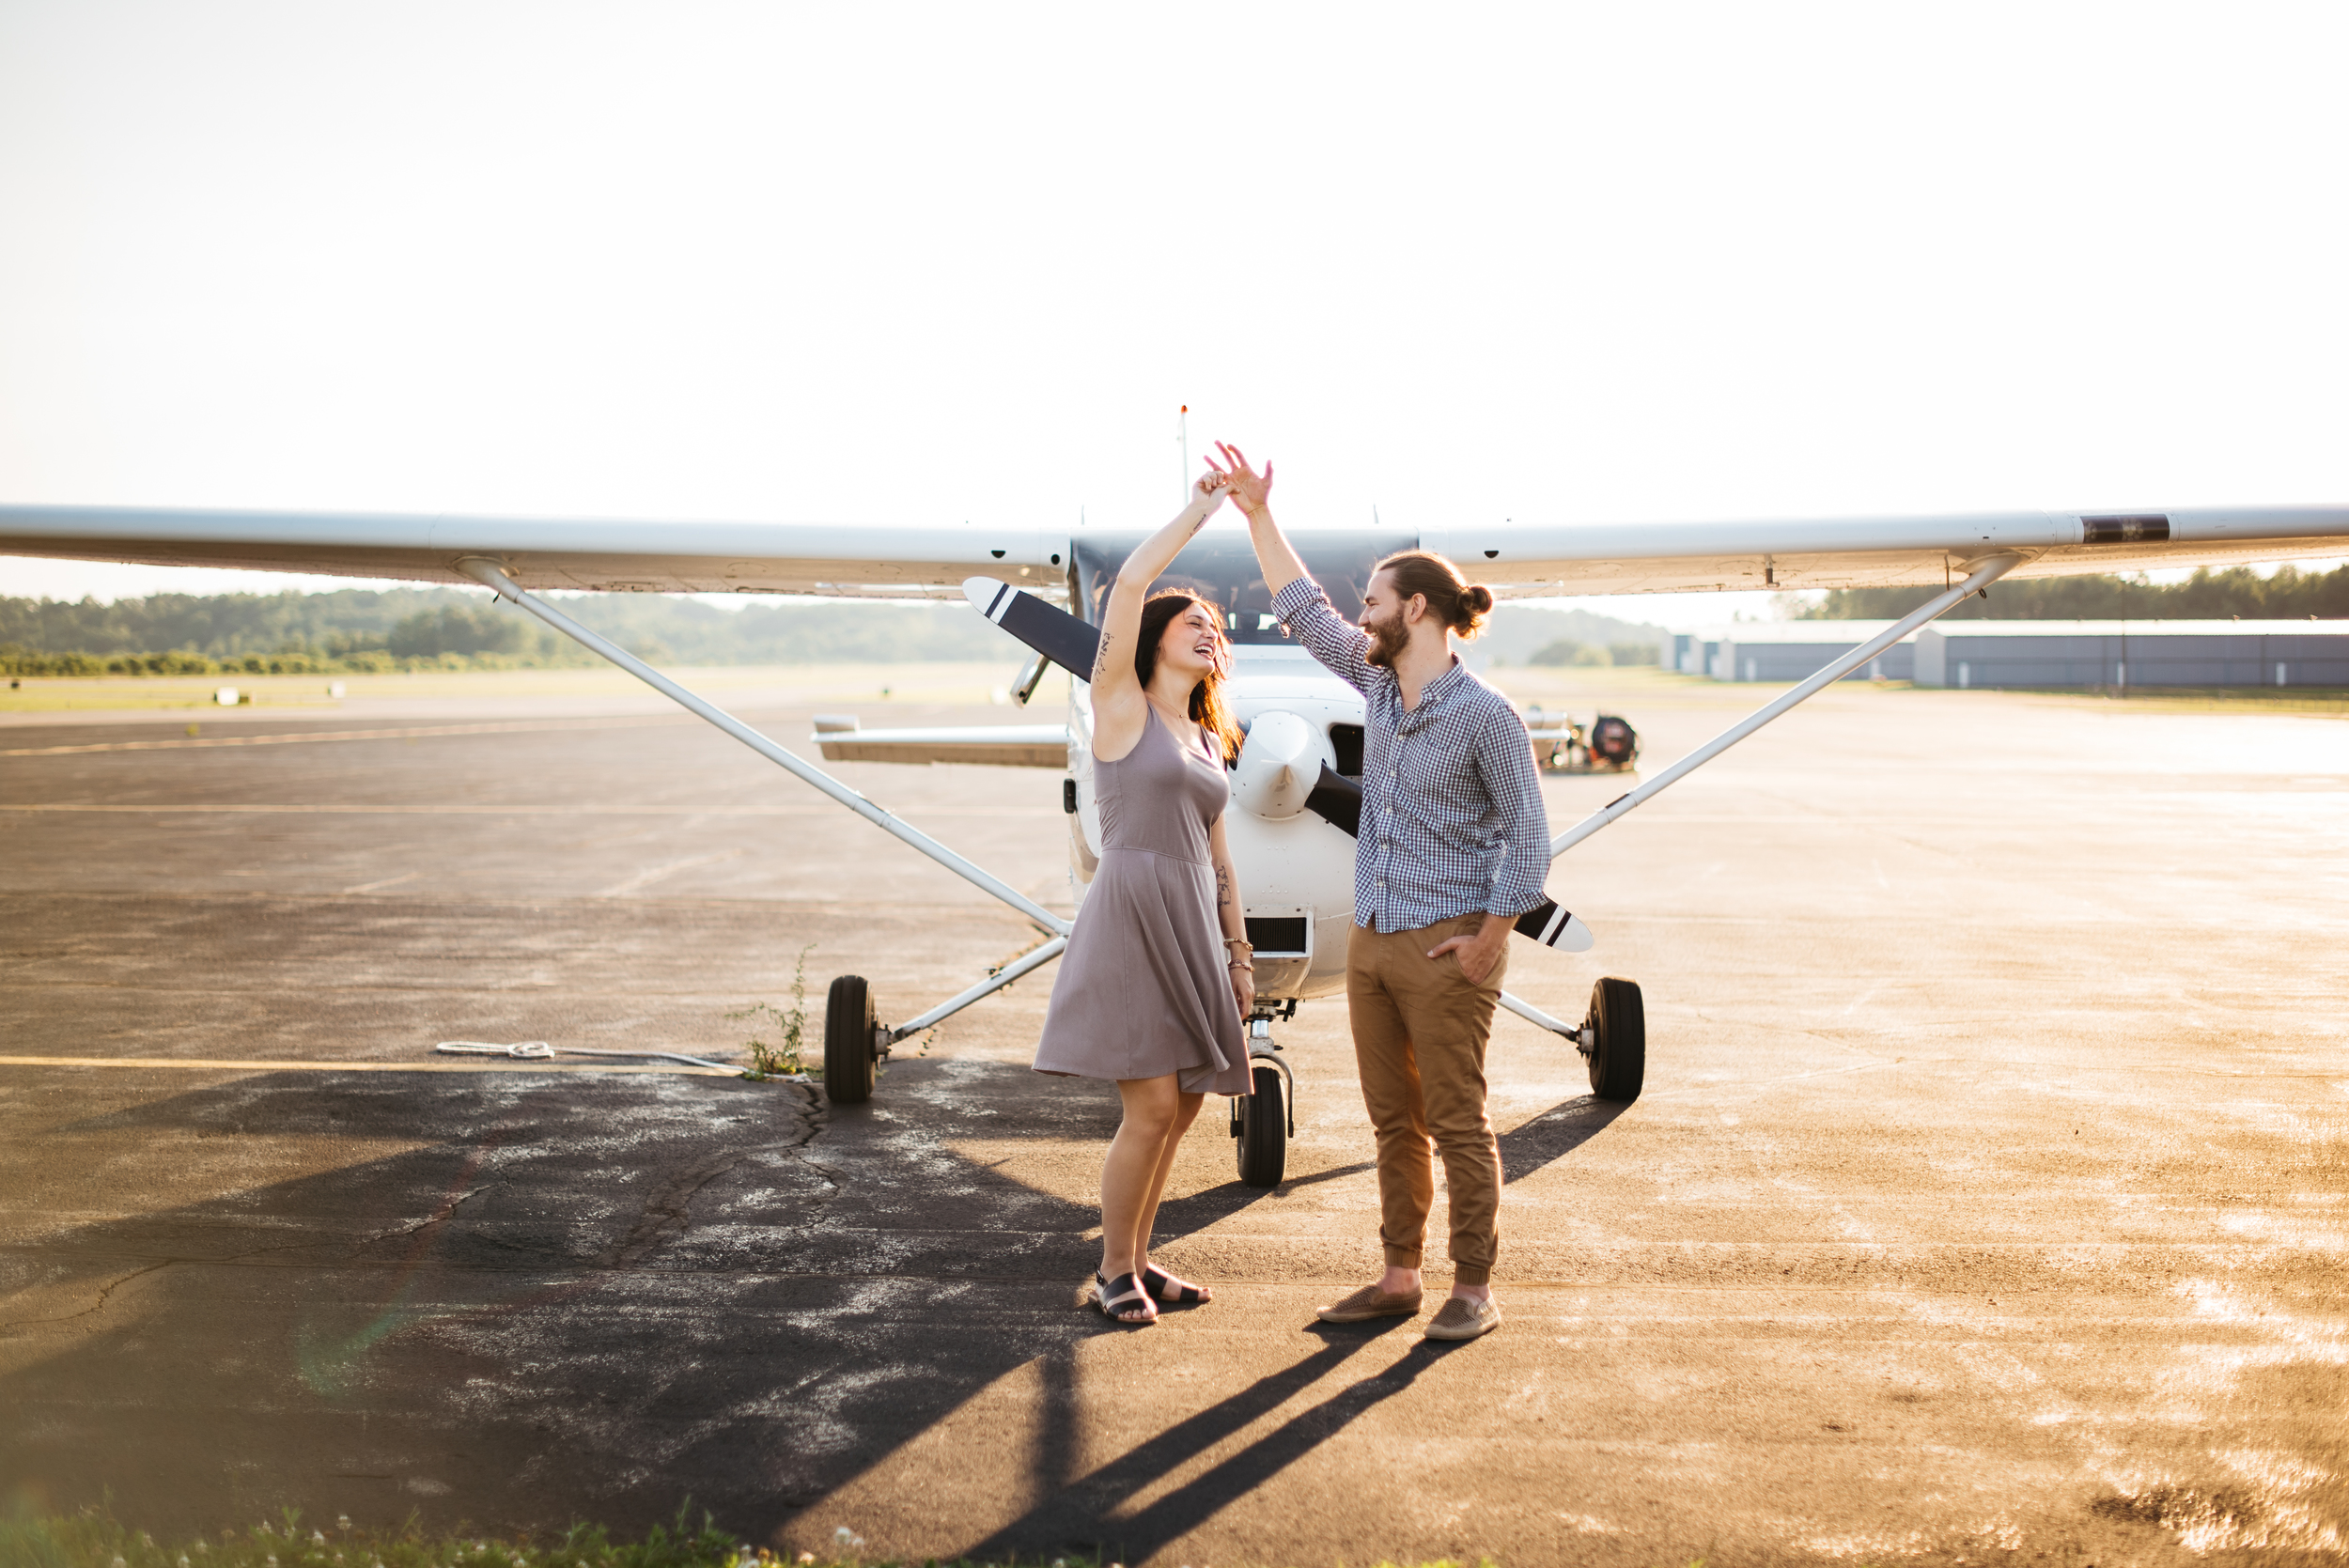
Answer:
xmin=2 ymin=1 xmax=2342 ymax=628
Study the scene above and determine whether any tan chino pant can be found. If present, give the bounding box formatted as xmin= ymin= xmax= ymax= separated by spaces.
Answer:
xmin=1346 ymin=913 xmax=1505 ymax=1286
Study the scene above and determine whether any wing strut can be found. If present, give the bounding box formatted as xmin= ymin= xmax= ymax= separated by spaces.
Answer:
xmin=1550 ymin=552 xmax=2022 ymax=859
xmin=884 ymin=935 xmax=1069 ymax=1044
xmin=456 ymin=558 xmax=1073 ymax=939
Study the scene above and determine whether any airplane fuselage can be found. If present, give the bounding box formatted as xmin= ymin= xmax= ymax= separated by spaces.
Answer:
xmin=1065 ymin=646 xmax=1366 ymax=1001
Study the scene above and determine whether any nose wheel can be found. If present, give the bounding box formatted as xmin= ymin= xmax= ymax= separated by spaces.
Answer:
xmin=1232 ymin=1012 xmax=1295 ymax=1188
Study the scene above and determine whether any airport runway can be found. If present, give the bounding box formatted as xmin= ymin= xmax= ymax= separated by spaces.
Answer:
xmin=3 ymin=667 xmax=2344 ymax=1565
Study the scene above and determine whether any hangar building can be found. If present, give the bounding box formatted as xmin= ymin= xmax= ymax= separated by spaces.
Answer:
xmin=1912 ymin=620 xmax=2349 ymax=689
xmin=1674 ymin=624 xmax=1914 ymax=683
xmin=1673 ymin=620 xmax=2349 ymax=689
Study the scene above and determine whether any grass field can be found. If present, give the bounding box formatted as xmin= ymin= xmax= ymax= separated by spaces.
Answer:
xmin=0 ymin=664 xmax=1075 ymax=717
xmin=0 ymin=1506 xmax=1514 ymax=1568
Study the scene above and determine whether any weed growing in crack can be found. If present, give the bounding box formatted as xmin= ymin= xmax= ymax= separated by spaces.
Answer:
xmin=729 ymin=945 xmax=815 ymax=1079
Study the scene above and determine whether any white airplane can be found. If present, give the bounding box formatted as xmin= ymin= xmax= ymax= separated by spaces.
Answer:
xmin=7 ymin=498 xmax=2345 ymax=1185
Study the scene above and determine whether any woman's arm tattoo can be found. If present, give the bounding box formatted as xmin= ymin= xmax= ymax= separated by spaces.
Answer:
xmin=1216 ymin=862 xmax=1234 ymax=908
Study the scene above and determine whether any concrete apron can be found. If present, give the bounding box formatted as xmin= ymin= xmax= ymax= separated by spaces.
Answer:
xmin=1 ymin=680 xmax=2344 ymax=1565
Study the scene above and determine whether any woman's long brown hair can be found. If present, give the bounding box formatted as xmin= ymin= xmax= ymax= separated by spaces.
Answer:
xmin=1134 ymin=591 xmax=1242 ymax=762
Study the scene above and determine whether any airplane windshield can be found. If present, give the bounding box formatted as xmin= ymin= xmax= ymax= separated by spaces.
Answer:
xmin=1069 ymin=530 xmax=1415 ymax=644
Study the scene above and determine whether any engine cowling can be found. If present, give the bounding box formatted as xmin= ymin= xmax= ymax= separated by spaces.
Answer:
xmin=1230 ymin=709 xmax=1336 ymax=821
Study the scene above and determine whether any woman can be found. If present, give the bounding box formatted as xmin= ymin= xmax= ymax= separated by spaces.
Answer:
xmin=1033 ymin=467 xmax=1255 ymax=1326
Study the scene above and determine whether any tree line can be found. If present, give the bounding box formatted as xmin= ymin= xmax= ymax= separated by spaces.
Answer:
xmin=10 ymin=565 xmax=2329 ymax=678
xmin=0 ymin=584 xmax=1672 ymax=676
xmin=0 ymin=586 xmax=1020 ymax=675
xmin=1800 ymin=563 xmax=2349 ymax=621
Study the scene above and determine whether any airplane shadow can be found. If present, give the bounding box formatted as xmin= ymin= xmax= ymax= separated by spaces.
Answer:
xmin=0 ymin=1056 xmax=1624 ymax=1552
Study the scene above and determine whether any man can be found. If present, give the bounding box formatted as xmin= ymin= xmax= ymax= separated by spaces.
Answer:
xmin=1210 ymin=443 xmax=1551 ymax=1343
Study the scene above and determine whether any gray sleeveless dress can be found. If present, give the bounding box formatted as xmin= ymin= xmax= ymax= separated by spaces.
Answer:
xmin=1034 ymin=706 xmax=1252 ymax=1094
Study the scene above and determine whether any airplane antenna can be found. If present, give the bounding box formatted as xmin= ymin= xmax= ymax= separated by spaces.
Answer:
xmin=1177 ymin=405 xmax=1190 ymax=501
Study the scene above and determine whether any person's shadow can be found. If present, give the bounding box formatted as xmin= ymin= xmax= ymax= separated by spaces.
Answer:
xmin=959 ymin=1317 xmax=1451 ymax=1565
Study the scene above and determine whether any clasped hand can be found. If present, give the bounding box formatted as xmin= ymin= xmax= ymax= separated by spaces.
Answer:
xmin=1182 ymin=442 xmax=1276 ymax=529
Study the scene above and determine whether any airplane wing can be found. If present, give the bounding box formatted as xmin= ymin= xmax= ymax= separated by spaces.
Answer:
xmin=1416 ymin=505 xmax=2349 ymax=597
xmin=6 ymin=500 xmax=2343 ymax=601
xmin=810 ymin=717 xmax=1067 ymax=768
xmin=0 ymin=505 xmax=1066 ymax=598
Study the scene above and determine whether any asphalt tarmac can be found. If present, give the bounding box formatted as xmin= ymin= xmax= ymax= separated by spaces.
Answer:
xmin=3 ymin=666 xmax=2344 ymax=1566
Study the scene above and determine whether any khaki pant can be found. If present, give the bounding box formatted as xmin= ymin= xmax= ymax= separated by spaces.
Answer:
xmin=1346 ymin=913 xmax=1505 ymax=1286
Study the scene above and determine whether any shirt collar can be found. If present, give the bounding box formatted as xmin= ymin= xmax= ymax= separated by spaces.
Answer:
xmin=1395 ymin=657 xmax=1468 ymax=726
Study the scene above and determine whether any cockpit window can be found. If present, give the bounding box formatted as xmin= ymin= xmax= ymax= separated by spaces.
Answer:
xmin=1069 ymin=530 xmax=1415 ymax=644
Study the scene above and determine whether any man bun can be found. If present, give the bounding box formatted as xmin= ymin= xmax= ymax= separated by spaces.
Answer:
xmin=1376 ymin=550 xmax=1495 ymax=639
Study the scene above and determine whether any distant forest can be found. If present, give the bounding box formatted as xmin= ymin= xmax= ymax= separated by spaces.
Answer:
xmin=0 ymin=587 xmax=1016 ymax=675
xmin=0 ymin=584 xmax=1670 ymax=675
xmin=1801 ymin=563 xmax=2349 ymax=621
xmin=8 ymin=566 xmax=2335 ymax=676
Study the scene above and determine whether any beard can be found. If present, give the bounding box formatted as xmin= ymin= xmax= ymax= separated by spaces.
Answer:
xmin=1361 ymin=609 xmax=1409 ymax=668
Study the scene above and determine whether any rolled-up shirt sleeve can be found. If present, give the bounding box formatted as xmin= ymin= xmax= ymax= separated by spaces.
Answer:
xmin=1474 ymin=705 xmax=1553 ymax=917
xmin=1272 ymin=578 xmax=1375 ymax=694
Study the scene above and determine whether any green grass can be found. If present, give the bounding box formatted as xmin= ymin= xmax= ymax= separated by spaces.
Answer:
xmin=0 ymin=1505 xmax=1529 ymax=1568
xmin=2007 ymin=683 xmax=2349 ymax=715
xmin=0 ymin=1505 xmax=973 ymax=1568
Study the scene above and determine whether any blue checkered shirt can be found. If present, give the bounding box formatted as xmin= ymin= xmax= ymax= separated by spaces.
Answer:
xmin=1274 ymin=578 xmax=1552 ymax=931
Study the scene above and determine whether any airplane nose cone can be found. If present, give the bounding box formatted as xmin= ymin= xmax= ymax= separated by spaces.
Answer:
xmin=1232 ymin=710 xmax=1329 ymax=821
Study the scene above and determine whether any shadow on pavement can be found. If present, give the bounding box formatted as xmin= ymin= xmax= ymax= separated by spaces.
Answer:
xmin=0 ymin=1062 xmax=1248 ymax=1538
xmin=1499 ymin=1094 xmax=1626 ymax=1183
xmin=0 ymin=1056 xmax=1625 ymax=1547
xmin=961 ymin=1318 xmax=1429 ymax=1565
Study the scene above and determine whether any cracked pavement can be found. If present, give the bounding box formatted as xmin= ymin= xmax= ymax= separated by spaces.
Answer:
xmin=2 ymin=667 xmax=2346 ymax=1565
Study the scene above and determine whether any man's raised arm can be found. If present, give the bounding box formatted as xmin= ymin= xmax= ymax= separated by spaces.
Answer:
xmin=1212 ymin=442 xmax=1308 ymax=597
xmin=1213 ymin=443 xmax=1377 ymax=692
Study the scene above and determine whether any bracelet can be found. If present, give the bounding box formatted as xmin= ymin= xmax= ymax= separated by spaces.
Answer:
xmin=1221 ymin=937 xmax=1254 ymax=956
xmin=1227 ymin=960 xmax=1253 ymax=973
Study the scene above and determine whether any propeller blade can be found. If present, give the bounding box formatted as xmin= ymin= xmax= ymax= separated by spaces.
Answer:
xmin=963 ymin=577 xmax=1101 ymax=678
xmin=1303 ymin=764 xmax=1361 ymax=835
xmin=1513 ymin=901 xmax=1594 ymax=951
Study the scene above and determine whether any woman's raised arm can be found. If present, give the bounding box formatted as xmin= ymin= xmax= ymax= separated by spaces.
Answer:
xmin=1089 ymin=469 xmax=1229 ymax=759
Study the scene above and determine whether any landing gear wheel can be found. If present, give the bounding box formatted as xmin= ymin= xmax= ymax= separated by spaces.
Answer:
xmin=824 ymin=974 xmax=877 ymax=1103
xmin=1235 ymin=1063 xmax=1287 ymax=1188
xmin=1585 ymin=976 xmax=1645 ymax=1102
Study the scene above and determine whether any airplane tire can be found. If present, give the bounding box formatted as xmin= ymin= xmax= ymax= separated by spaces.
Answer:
xmin=824 ymin=974 xmax=877 ymax=1104
xmin=1586 ymin=976 xmax=1645 ymax=1102
xmin=1235 ymin=1064 xmax=1287 ymax=1188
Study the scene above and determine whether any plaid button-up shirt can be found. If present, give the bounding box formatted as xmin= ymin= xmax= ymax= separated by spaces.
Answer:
xmin=1274 ymin=577 xmax=1552 ymax=931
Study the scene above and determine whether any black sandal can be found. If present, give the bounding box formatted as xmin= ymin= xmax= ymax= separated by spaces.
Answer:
xmin=1143 ymin=1265 xmax=1211 ymax=1306
xmin=1096 ymin=1271 xmax=1157 ymax=1325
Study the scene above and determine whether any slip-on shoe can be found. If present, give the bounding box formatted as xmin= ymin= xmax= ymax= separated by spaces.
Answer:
xmin=1423 ymin=1296 xmax=1502 ymax=1341
xmin=1315 ymin=1283 xmax=1423 ymax=1324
